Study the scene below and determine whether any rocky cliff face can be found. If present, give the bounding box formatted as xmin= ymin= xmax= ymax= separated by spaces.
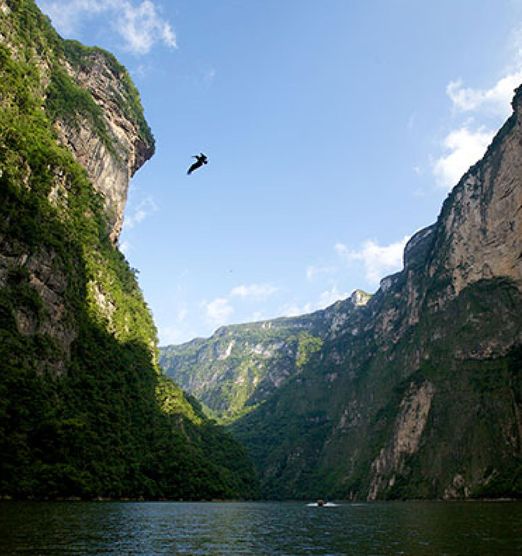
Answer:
xmin=55 ymin=45 xmax=154 ymax=241
xmin=1 ymin=0 xmax=153 ymax=242
xmin=164 ymin=88 xmax=522 ymax=500
xmin=0 ymin=0 xmax=154 ymax=368
xmin=0 ymin=0 xmax=257 ymax=500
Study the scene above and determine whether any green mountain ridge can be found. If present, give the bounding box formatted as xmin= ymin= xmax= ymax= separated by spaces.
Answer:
xmin=161 ymin=92 xmax=522 ymax=499
xmin=0 ymin=0 xmax=257 ymax=500
xmin=160 ymin=290 xmax=372 ymax=422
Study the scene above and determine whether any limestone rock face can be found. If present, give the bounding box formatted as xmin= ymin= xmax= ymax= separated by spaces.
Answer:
xmin=0 ymin=0 xmax=154 ymax=242
xmin=56 ymin=50 xmax=154 ymax=241
xmin=431 ymin=94 xmax=522 ymax=294
xmin=368 ymin=381 xmax=435 ymax=500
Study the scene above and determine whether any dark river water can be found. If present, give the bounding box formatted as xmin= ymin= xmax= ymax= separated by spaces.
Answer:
xmin=0 ymin=501 xmax=520 ymax=555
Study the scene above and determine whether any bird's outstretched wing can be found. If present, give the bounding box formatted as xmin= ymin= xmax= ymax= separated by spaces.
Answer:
xmin=187 ymin=160 xmax=203 ymax=175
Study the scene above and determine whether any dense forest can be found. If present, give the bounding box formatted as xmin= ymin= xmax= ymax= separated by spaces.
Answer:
xmin=0 ymin=0 xmax=258 ymax=500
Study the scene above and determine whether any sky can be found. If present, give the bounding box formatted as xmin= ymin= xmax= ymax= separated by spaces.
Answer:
xmin=36 ymin=0 xmax=522 ymax=345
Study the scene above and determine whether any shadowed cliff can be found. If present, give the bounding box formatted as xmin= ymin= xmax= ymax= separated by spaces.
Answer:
xmin=0 ymin=0 xmax=257 ymax=500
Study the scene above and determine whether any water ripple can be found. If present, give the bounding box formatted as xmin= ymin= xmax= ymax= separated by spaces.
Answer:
xmin=0 ymin=501 xmax=520 ymax=555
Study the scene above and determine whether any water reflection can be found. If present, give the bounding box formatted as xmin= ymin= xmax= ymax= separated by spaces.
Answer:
xmin=0 ymin=501 xmax=520 ymax=555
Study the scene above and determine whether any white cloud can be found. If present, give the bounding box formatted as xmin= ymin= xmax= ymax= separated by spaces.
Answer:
xmin=430 ymin=71 xmax=522 ymax=191
xmin=447 ymin=72 xmax=522 ymax=117
xmin=279 ymin=286 xmax=348 ymax=318
xmin=123 ymin=197 xmax=157 ymax=229
xmin=199 ymin=283 xmax=278 ymax=328
xmin=38 ymin=0 xmax=105 ymax=33
xmin=38 ymin=0 xmax=176 ymax=54
xmin=230 ymin=283 xmax=278 ymax=299
xmin=432 ymin=126 xmax=494 ymax=189
xmin=336 ymin=236 xmax=410 ymax=285
xmin=117 ymin=0 xmax=176 ymax=54
xmin=204 ymin=297 xmax=234 ymax=325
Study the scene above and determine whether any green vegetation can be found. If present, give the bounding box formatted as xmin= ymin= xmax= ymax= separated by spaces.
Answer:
xmin=296 ymin=333 xmax=323 ymax=368
xmin=0 ymin=1 xmax=257 ymax=500
xmin=61 ymin=39 xmax=154 ymax=148
xmin=45 ymin=67 xmax=116 ymax=156
xmin=231 ymin=277 xmax=522 ymax=500
xmin=2 ymin=1 xmax=153 ymax=157
xmin=160 ymin=321 xmax=327 ymax=422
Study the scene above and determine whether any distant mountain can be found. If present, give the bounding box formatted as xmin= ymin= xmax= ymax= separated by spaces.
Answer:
xmin=161 ymin=88 xmax=522 ymax=500
xmin=160 ymin=290 xmax=372 ymax=421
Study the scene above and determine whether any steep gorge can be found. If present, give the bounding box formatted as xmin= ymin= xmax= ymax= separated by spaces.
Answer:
xmin=162 ymin=86 xmax=522 ymax=500
xmin=0 ymin=0 xmax=257 ymax=499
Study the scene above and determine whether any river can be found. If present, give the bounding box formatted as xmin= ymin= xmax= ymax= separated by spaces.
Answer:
xmin=0 ymin=500 xmax=520 ymax=554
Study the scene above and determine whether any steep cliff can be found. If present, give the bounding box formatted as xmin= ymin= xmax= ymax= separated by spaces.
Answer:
xmin=163 ymin=89 xmax=522 ymax=500
xmin=0 ymin=0 xmax=257 ymax=499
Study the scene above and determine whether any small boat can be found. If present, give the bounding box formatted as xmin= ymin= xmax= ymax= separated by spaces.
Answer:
xmin=306 ymin=500 xmax=339 ymax=507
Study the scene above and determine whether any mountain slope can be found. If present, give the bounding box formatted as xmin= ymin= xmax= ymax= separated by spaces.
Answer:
xmin=160 ymin=290 xmax=371 ymax=421
xmin=232 ymin=87 xmax=522 ymax=499
xmin=0 ymin=0 xmax=257 ymax=500
xmin=163 ymin=86 xmax=522 ymax=500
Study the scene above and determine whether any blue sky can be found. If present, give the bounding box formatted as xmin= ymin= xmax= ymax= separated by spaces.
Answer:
xmin=37 ymin=0 xmax=522 ymax=345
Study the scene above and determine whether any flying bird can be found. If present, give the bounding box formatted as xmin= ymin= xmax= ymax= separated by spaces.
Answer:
xmin=187 ymin=153 xmax=208 ymax=175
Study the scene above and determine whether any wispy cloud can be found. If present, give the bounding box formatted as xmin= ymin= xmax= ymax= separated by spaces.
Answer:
xmin=336 ymin=236 xmax=410 ymax=285
xmin=280 ymin=285 xmax=348 ymax=318
xmin=38 ymin=0 xmax=176 ymax=54
xmin=432 ymin=126 xmax=494 ymax=189
xmin=447 ymin=72 xmax=522 ymax=117
xmin=230 ymin=283 xmax=278 ymax=299
xmin=124 ymin=197 xmax=158 ymax=229
xmin=204 ymin=297 xmax=234 ymax=325
xmin=431 ymin=71 xmax=521 ymax=190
